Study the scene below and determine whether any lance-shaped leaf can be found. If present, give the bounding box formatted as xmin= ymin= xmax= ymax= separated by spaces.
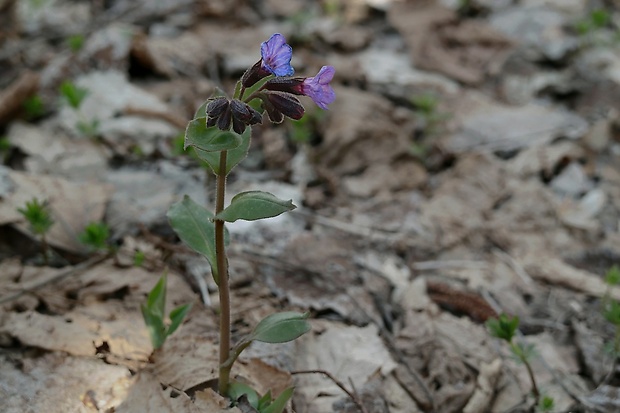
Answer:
xmin=215 ymin=191 xmax=296 ymax=223
xmin=262 ymin=387 xmax=295 ymax=413
xmin=167 ymin=195 xmax=228 ymax=281
xmin=185 ymin=117 xmax=242 ymax=152
xmin=194 ymin=127 xmax=251 ymax=176
xmin=248 ymin=312 xmax=310 ymax=344
xmin=141 ymin=304 xmax=166 ymax=349
xmin=146 ymin=273 xmax=167 ymax=319
xmin=167 ymin=303 xmax=193 ymax=336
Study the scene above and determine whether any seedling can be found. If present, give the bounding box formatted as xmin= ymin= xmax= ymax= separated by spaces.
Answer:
xmin=59 ymin=80 xmax=99 ymax=137
xmin=164 ymin=33 xmax=335 ymax=403
xmin=0 ymin=136 xmax=10 ymax=162
xmin=487 ymin=314 xmax=552 ymax=410
xmin=17 ymin=198 xmax=54 ymax=265
xmin=141 ymin=273 xmax=192 ymax=350
xmin=410 ymin=92 xmax=450 ymax=158
xmin=66 ymin=34 xmax=85 ymax=53
xmin=134 ymin=250 xmax=145 ymax=267
xmin=538 ymin=395 xmax=555 ymax=412
xmin=23 ymin=95 xmax=45 ymax=119
xmin=59 ymin=81 xmax=88 ymax=110
xmin=601 ymin=265 xmax=620 ymax=383
xmin=78 ymin=221 xmax=110 ymax=252
xmin=575 ymin=9 xmax=612 ymax=36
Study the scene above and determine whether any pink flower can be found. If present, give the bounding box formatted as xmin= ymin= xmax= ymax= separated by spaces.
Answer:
xmin=301 ymin=66 xmax=336 ymax=109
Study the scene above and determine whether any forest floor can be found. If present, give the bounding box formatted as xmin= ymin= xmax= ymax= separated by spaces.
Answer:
xmin=1 ymin=0 xmax=620 ymax=412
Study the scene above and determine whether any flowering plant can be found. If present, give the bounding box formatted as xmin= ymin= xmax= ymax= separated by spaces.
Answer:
xmin=154 ymin=33 xmax=335 ymax=409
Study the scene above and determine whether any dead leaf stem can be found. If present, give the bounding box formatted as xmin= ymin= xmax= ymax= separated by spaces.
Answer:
xmin=291 ymin=369 xmax=370 ymax=413
xmin=0 ymin=254 xmax=108 ymax=305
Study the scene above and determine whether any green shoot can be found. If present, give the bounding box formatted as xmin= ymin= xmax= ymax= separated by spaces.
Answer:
xmin=601 ymin=265 xmax=620 ymax=383
xmin=59 ymin=80 xmax=89 ymax=110
xmin=66 ymin=34 xmax=85 ymax=52
xmin=141 ymin=274 xmax=192 ymax=350
xmin=228 ymin=383 xmax=294 ymax=413
xmin=575 ymin=9 xmax=612 ymax=36
xmin=537 ymin=395 xmax=555 ymax=412
xmin=76 ymin=119 xmax=99 ymax=137
xmin=17 ymin=198 xmax=54 ymax=265
xmin=17 ymin=198 xmax=54 ymax=236
xmin=134 ymin=250 xmax=145 ymax=267
xmin=605 ymin=265 xmax=620 ymax=286
xmin=0 ymin=136 xmax=11 ymax=161
xmin=23 ymin=95 xmax=45 ymax=119
xmin=78 ymin=221 xmax=110 ymax=252
xmin=487 ymin=314 xmax=541 ymax=405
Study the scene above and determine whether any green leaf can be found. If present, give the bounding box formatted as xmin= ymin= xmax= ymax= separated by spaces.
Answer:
xmin=215 ymin=191 xmax=296 ymax=223
xmin=147 ymin=274 xmax=167 ymax=319
xmin=262 ymin=387 xmax=294 ymax=413
xmin=249 ymin=312 xmax=310 ymax=344
xmin=185 ymin=118 xmax=242 ymax=152
xmin=604 ymin=300 xmax=620 ymax=325
xmin=194 ymin=101 xmax=209 ymax=120
xmin=141 ymin=304 xmax=166 ymax=349
xmin=229 ymin=382 xmax=259 ymax=408
xmin=59 ymin=80 xmax=88 ymax=109
xmin=606 ymin=265 xmax=620 ymax=286
xmin=257 ymin=390 xmax=272 ymax=410
xmin=167 ymin=195 xmax=222 ymax=281
xmin=194 ymin=127 xmax=251 ymax=176
xmin=486 ymin=313 xmax=519 ymax=342
xmin=167 ymin=303 xmax=192 ymax=336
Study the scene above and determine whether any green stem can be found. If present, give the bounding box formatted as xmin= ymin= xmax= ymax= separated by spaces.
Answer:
xmin=512 ymin=341 xmax=540 ymax=404
xmin=215 ymin=150 xmax=231 ymax=396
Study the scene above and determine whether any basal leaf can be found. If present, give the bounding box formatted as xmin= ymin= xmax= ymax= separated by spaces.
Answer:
xmin=167 ymin=303 xmax=192 ymax=336
xmin=262 ymin=387 xmax=294 ymax=413
xmin=146 ymin=274 xmax=167 ymax=319
xmin=141 ymin=304 xmax=166 ymax=350
xmin=228 ymin=382 xmax=259 ymax=408
xmin=215 ymin=191 xmax=296 ymax=223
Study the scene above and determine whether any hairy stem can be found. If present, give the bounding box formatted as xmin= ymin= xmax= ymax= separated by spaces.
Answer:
xmin=215 ymin=150 xmax=231 ymax=396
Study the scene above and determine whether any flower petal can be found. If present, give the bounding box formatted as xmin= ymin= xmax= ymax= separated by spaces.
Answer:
xmin=260 ymin=33 xmax=294 ymax=77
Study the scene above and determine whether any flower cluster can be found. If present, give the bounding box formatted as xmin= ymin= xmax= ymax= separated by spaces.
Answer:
xmin=207 ymin=33 xmax=336 ymax=132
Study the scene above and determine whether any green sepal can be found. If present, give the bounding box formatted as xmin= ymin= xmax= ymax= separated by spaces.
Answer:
xmin=194 ymin=127 xmax=251 ymax=176
xmin=215 ymin=191 xmax=296 ymax=223
xmin=249 ymin=312 xmax=310 ymax=344
xmin=185 ymin=118 xmax=243 ymax=153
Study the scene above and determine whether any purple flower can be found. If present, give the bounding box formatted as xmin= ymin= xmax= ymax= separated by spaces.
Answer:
xmin=262 ymin=66 xmax=336 ymax=110
xmin=260 ymin=33 xmax=294 ymax=77
xmin=241 ymin=34 xmax=294 ymax=88
xmin=301 ymin=66 xmax=336 ymax=110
